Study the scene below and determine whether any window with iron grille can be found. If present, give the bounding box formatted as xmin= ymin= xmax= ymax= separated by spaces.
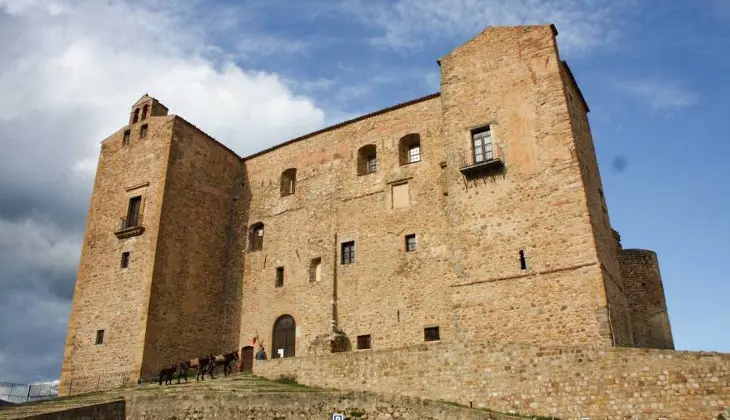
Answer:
xmin=357 ymin=334 xmax=371 ymax=350
xmin=424 ymin=326 xmax=440 ymax=341
xmin=123 ymin=129 xmax=131 ymax=145
xmin=367 ymin=155 xmax=377 ymax=173
xmin=140 ymin=124 xmax=148 ymax=139
xmin=120 ymin=252 xmax=130 ymax=268
xmin=275 ymin=267 xmax=284 ymax=287
xmin=408 ymin=144 xmax=421 ymax=163
xmin=95 ymin=329 xmax=105 ymax=345
xmin=405 ymin=234 xmax=416 ymax=252
xmin=472 ymin=127 xmax=493 ymax=163
xmin=341 ymin=241 xmax=355 ymax=264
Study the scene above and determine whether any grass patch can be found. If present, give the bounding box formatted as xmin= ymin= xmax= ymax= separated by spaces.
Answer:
xmin=437 ymin=399 xmax=561 ymax=420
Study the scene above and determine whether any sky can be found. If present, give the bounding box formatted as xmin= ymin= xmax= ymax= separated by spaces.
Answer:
xmin=0 ymin=0 xmax=728 ymax=384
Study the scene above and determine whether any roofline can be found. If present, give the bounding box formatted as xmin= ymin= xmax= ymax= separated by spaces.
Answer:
xmin=561 ymin=61 xmax=590 ymax=113
xmin=243 ymin=92 xmax=441 ymax=161
xmin=171 ymin=115 xmax=241 ymax=159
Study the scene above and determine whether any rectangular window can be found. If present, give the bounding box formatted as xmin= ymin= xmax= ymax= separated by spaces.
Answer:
xmin=472 ymin=127 xmax=494 ymax=163
xmin=367 ymin=156 xmax=377 ymax=173
xmin=140 ymin=124 xmax=148 ymax=139
xmin=392 ymin=182 xmax=410 ymax=208
xmin=275 ymin=267 xmax=284 ymax=288
xmin=405 ymin=234 xmax=416 ymax=252
xmin=122 ymin=129 xmax=131 ymax=145
xmin=310 ymin=257 xmax=322 ymax=283
xmin=126 ymin=196 xmax=142 ymax=227
xmin=341 ymin=241 xmax=355 ymax=264
xmin=95 ymin=329 xmax=105 ymax=345
xmin=408 ymin=144 xmax=421 ymax=163
xmin=357 ymin=334 xmax=371 ymax=350
xmin=424 ymin=326 xmax=440 ymax=342
xmin=120 ymin=252 xmax=130 ymax=268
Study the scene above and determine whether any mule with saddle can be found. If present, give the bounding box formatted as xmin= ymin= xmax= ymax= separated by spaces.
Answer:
xmin=158 ymin=349 xmax=239 ymax=385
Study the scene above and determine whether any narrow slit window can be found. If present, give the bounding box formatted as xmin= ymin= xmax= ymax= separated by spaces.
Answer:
xmin=139 ymin=124 xmax=148 ymax=139
xmin=250 ymin=223 xmax=264 ymax=251
xmin=95 ymin=329 xmax=105 ymax=345
xmin=275 ymin=267 xmax=284 ymax=288
xmin=519 ymin=250 xmax=527 ymax=270
xmin=120 ymin=252 xmax=130 ymax=268
xmin=310 ymin=257 xmax=322 ymax=282
xmin=122 ymin=130 xmax=131 ymax=145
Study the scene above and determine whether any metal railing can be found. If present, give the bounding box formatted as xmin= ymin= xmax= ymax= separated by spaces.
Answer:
xmin=118 ymin=216 xmax=141 ymax=231
xmin=457 ymin=143 xmax=505 ymax=170
xmin=0 ymin=381 xmax=58 ymax=404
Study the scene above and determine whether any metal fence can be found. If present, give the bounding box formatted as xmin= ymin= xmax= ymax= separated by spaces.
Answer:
xmin=0 ymin=381 xmax=59 ymax=404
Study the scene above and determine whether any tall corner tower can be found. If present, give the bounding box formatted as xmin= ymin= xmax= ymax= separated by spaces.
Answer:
xmin=59 ymin=94 xmax=174 ymax=394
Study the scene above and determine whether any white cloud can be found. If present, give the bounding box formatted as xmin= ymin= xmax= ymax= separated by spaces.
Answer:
xmin=617 ymin=79 xmax=700 ymax=114
xmin=339 ymin=0 xmax=639 ymax=55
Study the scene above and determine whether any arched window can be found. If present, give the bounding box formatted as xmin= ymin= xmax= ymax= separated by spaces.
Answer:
xmin=272 ymin=315 xmax=296 ymax=358
xmin=141 ymin=104 xmax=149 ymax=120
xmin=249 ymin=222 xmax=264 ymax=251
xmin=280 ymin=168 xmax=296 ymax=196
xmin=399 ymin=133 xmax=421 ymax=165
xmin=132 ymin=108 xmax=140 ymax=124
xmin=357 ymin=144 xmax=377 ymax=175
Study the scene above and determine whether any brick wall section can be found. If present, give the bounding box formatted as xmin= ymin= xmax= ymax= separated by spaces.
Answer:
xmin=139 ymin=117 xmax=243 ymax=377
xmin=619 ymin=249 xmax=675 ymax=349
xmin=255 ymin=340 xmax=730 ymax=420
xmin=438 ymin=25 xmax=611 ymax=346
xmin=559 ymin=61 xmax=635 ymax=347
xmin=237 ymin=96 xmax=455 ymax=355
xmin=59 ymin=104 xmax=172 ymax=394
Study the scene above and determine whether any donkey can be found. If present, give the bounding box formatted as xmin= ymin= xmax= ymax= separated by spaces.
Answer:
xmin=192 ymin=354 xmax=216 ymax=381
xmin=212 ymin=349 xmax=240 ymax=377
xmin=175 ymin=359 xmax=190 ymax=384
xmin=158 ymin=364 xmax=176 ymax=386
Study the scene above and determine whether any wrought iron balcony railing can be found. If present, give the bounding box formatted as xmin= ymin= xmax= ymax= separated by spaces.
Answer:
xmin=114 ymin=216 xmax=144 ymax=239
xmin=458 ymin=143 xmax=505 ymax=177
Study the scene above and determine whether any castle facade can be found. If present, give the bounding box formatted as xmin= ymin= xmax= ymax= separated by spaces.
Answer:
xmin=59 ymin=24 xmax=674 ymax=393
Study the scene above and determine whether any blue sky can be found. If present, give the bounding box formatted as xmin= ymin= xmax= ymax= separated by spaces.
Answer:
xmin=0 ymin=0 xmax=728 ymax=384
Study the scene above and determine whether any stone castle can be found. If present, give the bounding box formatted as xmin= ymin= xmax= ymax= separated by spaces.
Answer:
xmin=57 ymin=25 xmax=721 ymax=419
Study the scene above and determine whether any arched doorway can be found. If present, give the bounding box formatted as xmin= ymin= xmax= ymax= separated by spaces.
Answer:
xmin=272 ymin=315 xmax=296 ymax=358
xmin=241 ymin=346 xmax=254 ymax=373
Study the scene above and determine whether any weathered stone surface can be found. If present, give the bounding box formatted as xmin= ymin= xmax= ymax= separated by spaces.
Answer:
xmin=255 ymin=339 xmax=730 ymax=420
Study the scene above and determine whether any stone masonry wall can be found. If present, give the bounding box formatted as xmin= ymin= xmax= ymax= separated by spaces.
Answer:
xmin=125 ymin=391 xmax=524 ymax=420
xmin=438 ymin=25 xmax=612 ymax=346
xmin=238 ymin=95 xmax=455 ymax=356
xmin=255 ymin=339 xmax=730 ymax=420
xmin=59 ymin=108 xmax=173 ymax=394
xmin=140 ymin=118 xmax=243 ymax=377
xmin=559 ymin=61 xmax=635 ymax=347
xmin=16 ymin=400 xmax=126 ymax=420
xmin=619 ymin=249 xmax=675 ymax=349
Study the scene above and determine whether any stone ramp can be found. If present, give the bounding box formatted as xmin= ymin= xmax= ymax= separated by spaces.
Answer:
xmin=0 ymin=373 xmax=534 ymax=419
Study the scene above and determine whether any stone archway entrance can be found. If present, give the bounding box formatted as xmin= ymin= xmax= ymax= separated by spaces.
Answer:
xmin=272 ymin=315 xmax=296 ymax=358
xmin=241 ymin=346 xmax=254 ymax=373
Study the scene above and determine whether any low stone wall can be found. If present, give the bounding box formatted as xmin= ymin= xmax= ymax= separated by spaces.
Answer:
xmin=254 ymin=340 xmax=730 ymax=420
xmin=14 ymin=400 xmax=125 ymax=420
xmin=125 ymin=391 xmax=520 ymax=420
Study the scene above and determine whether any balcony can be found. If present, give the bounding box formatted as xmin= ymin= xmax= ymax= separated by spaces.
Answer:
xmin=114 ymin=216 xmax=144 ymax=239
xmin=458 ymin=143 xmax=505 ymax=178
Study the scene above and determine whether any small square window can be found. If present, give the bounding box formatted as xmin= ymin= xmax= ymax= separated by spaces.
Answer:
xmin=120 ymin=252 xmax=130 ymax=268
xmin=424 ymin=326 xmax=440 ymax=342
xmin=341 ymin=241 xmax=355 ymax=264
xmin=275 ymin=267 xmax=284 ymax=288
xmin=122 ymin=130 xmax=131 ymax=145
xmin=140 ymin=124 xmax=148 ymax=139
xmin=405 ymin=234 xmax=416 ymax=252
xmin=357 ymin=334 xmax=371 ymax=350
xmin=95 ymin=329 xmax=105 ymax=345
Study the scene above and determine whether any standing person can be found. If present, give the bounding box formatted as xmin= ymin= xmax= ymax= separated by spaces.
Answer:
xmin=255 ymin=346 xmax=267 ymax=360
